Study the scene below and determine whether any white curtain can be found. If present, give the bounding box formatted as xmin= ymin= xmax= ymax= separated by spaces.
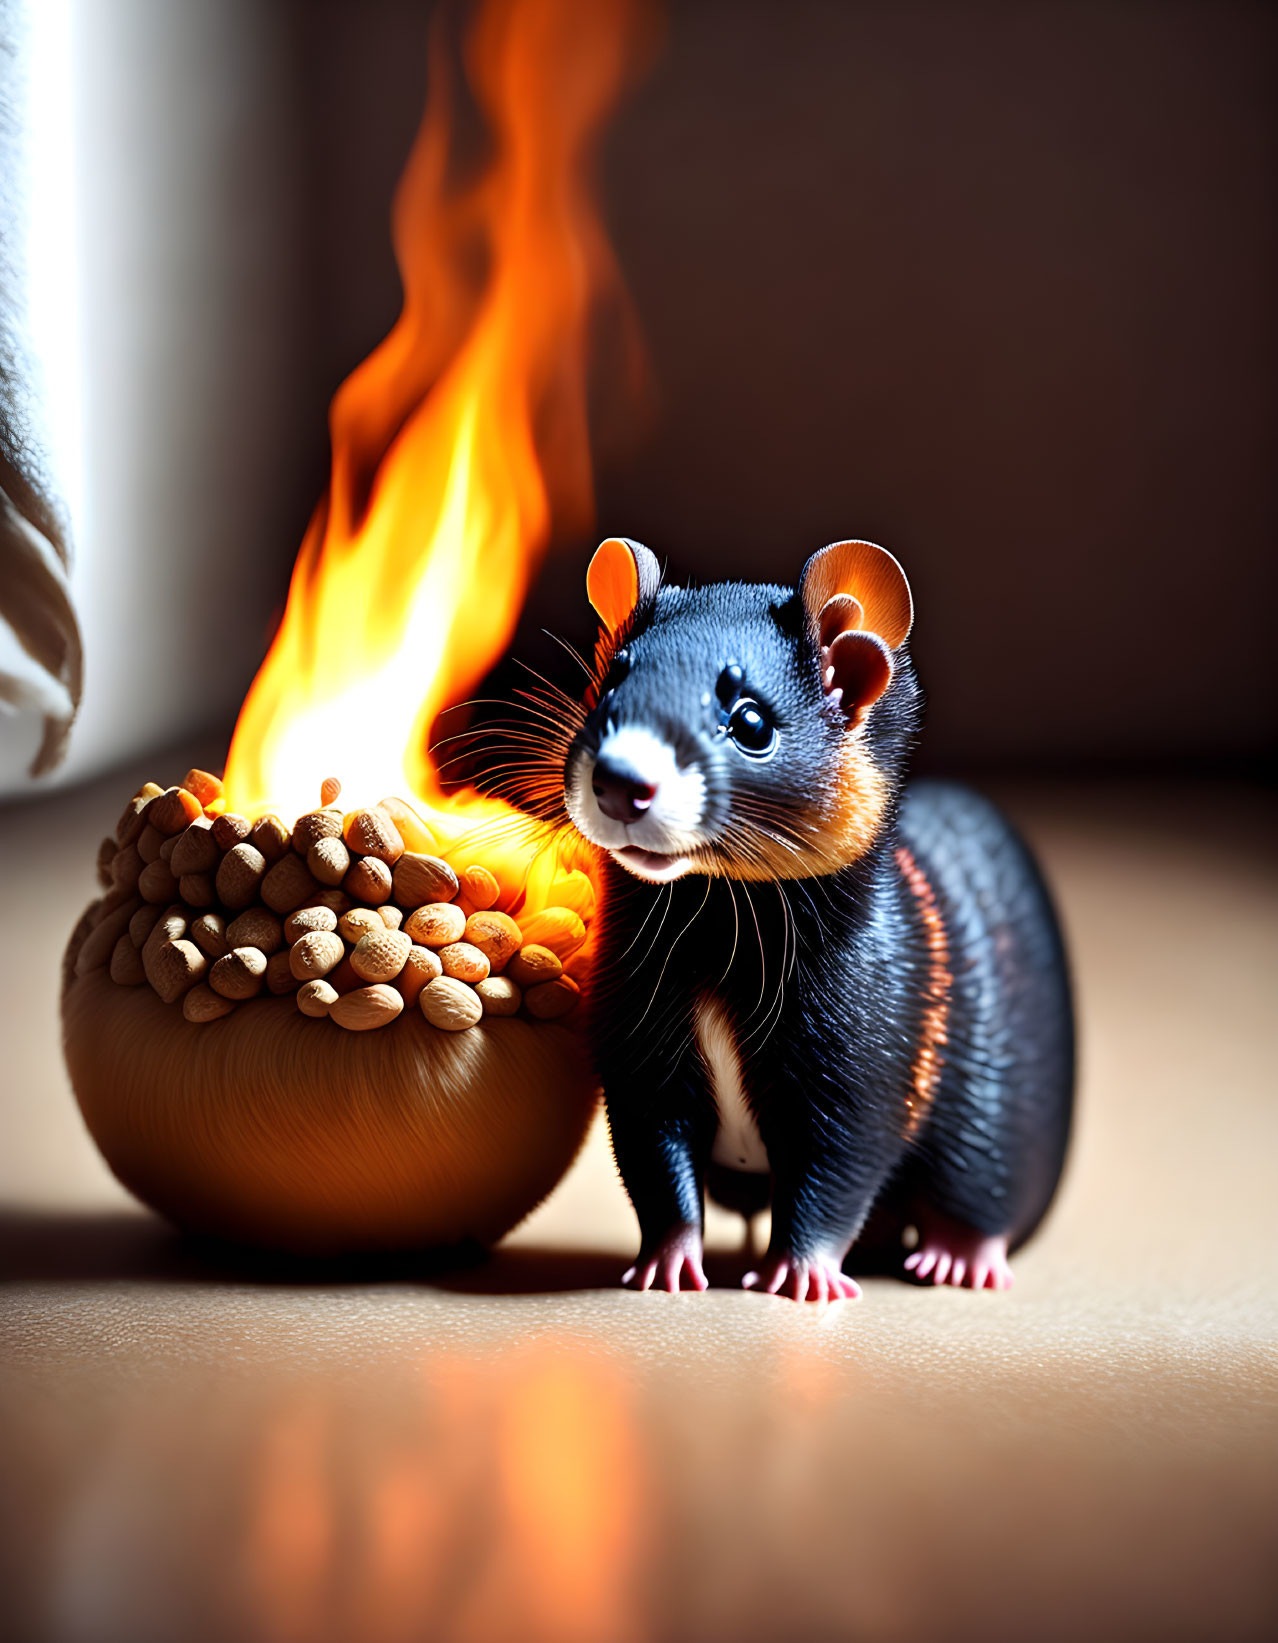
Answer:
xmin=0 ymin=0 xmax=307 ymax=798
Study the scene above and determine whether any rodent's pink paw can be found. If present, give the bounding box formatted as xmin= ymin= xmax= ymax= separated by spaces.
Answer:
xmin=742 ymin=1253 xmax=861 ymax=1303
xmin=621 ymin=1225 xmax=708 ymax=1293
xmin=903 ymin=1224 xmax=1013 ymax=1291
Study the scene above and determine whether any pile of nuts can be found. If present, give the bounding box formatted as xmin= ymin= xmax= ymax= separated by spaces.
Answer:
xmin=77 ymin=769 xmax=592 ymax=1033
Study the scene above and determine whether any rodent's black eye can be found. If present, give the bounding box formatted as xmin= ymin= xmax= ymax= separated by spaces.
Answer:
xmin=727 ymin=698 xmax=776 ymax=757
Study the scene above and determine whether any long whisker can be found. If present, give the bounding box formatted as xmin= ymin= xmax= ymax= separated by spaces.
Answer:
xmin=435 ymin=695 xmax=569 ymax=735
xmin=541 ymin=628 xmax=593 ymax=677
xmin=512 ymin=671 xmax=580 ymax=715
xmin=614 ymin=878 xmax=675 ymax=966
xmin=719 ymin=878 xmax=741 ymax=988
xmin=631 ymin=875 xmax=712 ymax=1035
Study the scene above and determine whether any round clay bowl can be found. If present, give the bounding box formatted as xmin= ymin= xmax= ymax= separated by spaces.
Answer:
xmin=62 ymin=935 xmax=598 ymax=1256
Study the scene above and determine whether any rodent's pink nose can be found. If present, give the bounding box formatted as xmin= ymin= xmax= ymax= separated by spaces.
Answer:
xmin=592 ymin=756 xmax=658 ymax=824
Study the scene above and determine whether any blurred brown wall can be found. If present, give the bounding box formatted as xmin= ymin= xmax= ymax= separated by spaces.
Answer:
xmin=36 ymin=0 xmax=1266 ymax=786
xmin=276 ymin=0 xmax=1276 ymax=770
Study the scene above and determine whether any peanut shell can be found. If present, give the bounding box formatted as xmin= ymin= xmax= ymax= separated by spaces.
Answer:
xmin=350 ymin=928 xmax=411 ymax=985
xmin=249 ymin=814 xmax=291 ymax=863
xmin=129 ymin=903 xmax=164 ymax=948
xmin=292 ymin=807 xmax=343 ymax=855
xmin=189 ymin=912 xmax=230 ymax=960
xmin=115 ymin=783 xmax=163 ymax=845
xmin=183 ymin=983 xmax=236 ymax=1023
xmin=225 ymin=908 xmax=283 ymax=956
xmin=212 ymin=812 xmax=252 ymax=849
xmin=475 ymin=975 xmax=522 ymax=1017
xmin=142 ymin=906 xmax=189 ymax=963
xmin=138 ymin=860 xmax=180 ymax=904
xmin=506 ymin=944 xmax=563 ymax=987
xmin=141 ymin=908 xmax=189 ymax=970
xmin=260 ymin=853 xmax=316 ymax=914
xmin=307 ymin=835 xmax=350 ymax=886
xmin=403 ymin=902 xmax=466 ymax=949
xmin=170 ymin=820 xmax=219 ymax=877
xmin=438 ymin=941 xmax=490 ymax=985
xmin=343 ymin=806 xmax=404 ymax=865
xmin=285 ymin=906 xmax=338 ymax=944
xmin=338 ymin=908 xmax=384 ymax=944
xmin=289 ymin=930 xmax=345 ymax=981
xmin=136 ymin=824 xmax=163 ymax=864
xmin=148 ymin=938 xmax=207 ymax=1004
xmin=209 ymin=947 xmax=267 ymax=1001
xmin=330 ymin=984 xmax=403 ymax=1032
xmin=392 ymin=852 xmax=458 ymax=908
xmin=178 ymin=873 xmax=217 ymax=909
xmin=459 ymin=864 xmax=500 ymax=910
xmin=215 ymin=842 xmax=268 ymax=910
xmin=297 ymin=979 xmax=339 ymax=1017
xmin=149 ymin=786 xmax=203 ymax=836
xmin=344 ymin=855 xmax=391 ymax=905
xmin=463 ymin=910 xmax=523 ymax=972
xmin=419 ymin=976 xmax=483 ymax=1032
xmin=394 ymin=944 xmax=442 ymax=1006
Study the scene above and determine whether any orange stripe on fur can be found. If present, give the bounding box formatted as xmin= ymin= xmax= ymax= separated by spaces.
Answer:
xmin=895 ymin=845 xmax=952 ymax=1139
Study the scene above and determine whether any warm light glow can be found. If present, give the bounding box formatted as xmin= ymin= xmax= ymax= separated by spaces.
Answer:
xmin=222 ymin=0 xmax=650 ymax=872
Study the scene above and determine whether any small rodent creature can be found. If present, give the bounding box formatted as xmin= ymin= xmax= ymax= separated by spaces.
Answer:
xmin=557 ymin=536 xmax=1074 ymax=1301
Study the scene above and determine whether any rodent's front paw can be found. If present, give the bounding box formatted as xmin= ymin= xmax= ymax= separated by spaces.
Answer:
xmin=622 ymin=1224 xmax=708 ymax=1293
xmin=742 ymin=1252 xmax=861 ymax=1303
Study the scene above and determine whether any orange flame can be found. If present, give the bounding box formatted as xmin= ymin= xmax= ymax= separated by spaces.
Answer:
xmin=222 ymin=0 xmax=652 ymax=849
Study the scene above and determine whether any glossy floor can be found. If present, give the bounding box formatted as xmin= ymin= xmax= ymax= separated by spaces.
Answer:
xmin=2 ymin=767 xmax=1276 ymax=1643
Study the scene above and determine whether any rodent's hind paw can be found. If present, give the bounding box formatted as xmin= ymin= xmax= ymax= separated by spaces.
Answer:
xmin=903 ymin=1218 xmax=1013 ymax=1291
xmin=622 ymin=1224 xmax=708 ymax=1293
xmin=742 ymin=1253 xmax=861 ymax=1303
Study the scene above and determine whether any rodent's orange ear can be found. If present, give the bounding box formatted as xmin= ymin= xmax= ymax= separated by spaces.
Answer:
xmin=825 ymin=630 xmax=894 ymax=727
xmin=587 ymin=537 xmax=661 ymax=634
xmin=800 ymin=541 xmax=913 ymax=650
